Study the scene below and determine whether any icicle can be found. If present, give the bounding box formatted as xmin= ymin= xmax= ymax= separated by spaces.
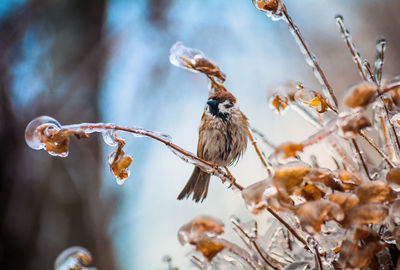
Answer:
xmin=374 ymin=37 xmax=386 ymax=86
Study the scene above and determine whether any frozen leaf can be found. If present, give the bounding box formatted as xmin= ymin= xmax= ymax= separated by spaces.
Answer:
xmin=343 ymin=82 xmax=377 ymax=108
xmin=196 ymin=237 xmax=225 ymax=262
xmin=304 ymin=168 xmax=344 ymax=191
xmin=273 ymin=162 xmax=311 ymax=194
xmin=270 ymin=94 xmax=289 ymax=114
xmin=241 ymin=180 xmax=272 ymax=214
xmin=337 ymin=112 xmax=371 ymax=139
xmin=274 ymin=142 xmax=304 ymax=159
xmin=338 ymin=240 xmax=382 ymax=268
xmin=389 ymin=200 xmax=400 ymax=224
xmin=108 ymin=136 xmax=133 ymax=185
xmin=25 ymin=115 xmax=90 ymax=157
xmin=295 ymin=87 xmax=330 ymax=113
xmin=169 ymin=42 xmax=225 ymax=85
xmin=266 ymin=189 xmax=295 ymax=211
xmin=296 ymin=200 xmax=344 ymax=233
xmin=335 ymin=169 xmax=362 ymax=186
xmin=352 ymin=226 xmax=380 ymax=242
xmin=178 ymin=215 xmax=224 ymax=245
xmin=25 ymin=116 xmax=62 ymax=150
xmin=54 ymin=246 xmax=96 ymax=270
xmin=294 ymin=183 xmax=325 ymax=201
xmin=252 ymin=0 xmax=284 ymax=21
xmin=342 ymin=203 xmax=388 ymax=227
xmin=329 ymin=192 xmax=359 ymax=212
xmin=356 ymin=181 xmax=396 ymax=204
xmin=386 ymin=167 xmax=400 ymax=186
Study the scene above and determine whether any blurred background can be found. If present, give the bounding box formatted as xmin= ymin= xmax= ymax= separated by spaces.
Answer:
xmin=1 ymin=0 xmax=400 ymax=269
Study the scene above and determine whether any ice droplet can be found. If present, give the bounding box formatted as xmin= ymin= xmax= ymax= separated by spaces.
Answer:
xmin=102 ymin=130 xmax=118 ymax=147
xmin=54 ymin=246 xmax=95 ymax=270
xmin=25 ymin=115 xmax=61 ymax=150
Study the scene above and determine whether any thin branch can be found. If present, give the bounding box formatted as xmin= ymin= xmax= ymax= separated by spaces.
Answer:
xmin=280 ymin=3 xmax=338 ymax=109
xmin=359 ymin=131 xmax=395 ymax=168
xmin=247 ymin=128 xmax=272 ymax=176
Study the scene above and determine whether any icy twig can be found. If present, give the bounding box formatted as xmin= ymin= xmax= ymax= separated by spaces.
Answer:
xmin=335 ymin=15 xmax=368 ymax=81
xmin=231 ymin=219 xmax=280 ymax=269
xmin=279 ymin=3 xmax=338 ymax=109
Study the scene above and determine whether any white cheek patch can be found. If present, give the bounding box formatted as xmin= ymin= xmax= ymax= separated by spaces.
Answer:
xmin=218 ymin=100 xmax=234 ymax=114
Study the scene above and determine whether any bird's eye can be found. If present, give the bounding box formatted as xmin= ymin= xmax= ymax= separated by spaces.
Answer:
xmin=224 ymin=103 xmax=233 ymax=109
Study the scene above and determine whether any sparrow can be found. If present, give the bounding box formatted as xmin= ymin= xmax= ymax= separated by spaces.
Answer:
xmin=178 ymin=91 xmax=248 ymax=202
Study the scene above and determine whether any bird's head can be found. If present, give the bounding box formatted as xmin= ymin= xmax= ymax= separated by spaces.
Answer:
xmin=206 ymin=91 xmax=238 ymax=120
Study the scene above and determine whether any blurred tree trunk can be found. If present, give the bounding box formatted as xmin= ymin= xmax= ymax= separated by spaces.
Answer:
xmin=0 ymin=0 xmax=115 ymax=269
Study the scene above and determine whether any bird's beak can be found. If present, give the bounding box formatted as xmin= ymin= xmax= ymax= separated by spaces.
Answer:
xmin=207 ymin=99 xmax=218 ymax=108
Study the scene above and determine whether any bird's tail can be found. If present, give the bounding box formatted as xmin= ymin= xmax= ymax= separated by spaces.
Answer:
xmin=177 ymin=167 xmax=211 ymax=203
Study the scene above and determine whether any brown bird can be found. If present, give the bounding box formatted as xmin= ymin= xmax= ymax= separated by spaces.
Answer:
xmin=178 ymin=91 xmax=248 ymax=202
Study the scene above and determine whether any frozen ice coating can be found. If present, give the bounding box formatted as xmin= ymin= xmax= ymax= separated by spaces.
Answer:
xmin=102 ymin=130 xmax=118 ymax=147
xmin=169 ymin=41 xmax=203 ymax=72
xmin=251 ymin=0 xmax=284 ymax=21
xmin=25 ymin=115 xmax=61 ymax=150
xmin=54 ymin=246 xmax=96 ymax=270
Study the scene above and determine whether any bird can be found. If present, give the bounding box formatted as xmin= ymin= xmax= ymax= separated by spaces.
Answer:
xmin=177 ymin=91 xmax=248 ymax=202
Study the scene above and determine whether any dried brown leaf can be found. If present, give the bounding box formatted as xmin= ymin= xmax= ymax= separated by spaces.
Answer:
xmin=305 ymin=168 xmax=344 ymax=191
xmin=386 ymin=168 xmax=400 ymax=186
xmin=270 ymin=94 xmax=289 ymax=114
xmin=274 ymin=142 xmax=304 ymax=159
xmin=178 ymin=215 xmax=225 ymax=245
xmin=273 ymin=162 xmax=311 ymax=194
xmin=338 ymin=113 xmax=371 ymax=139
xmin=294 ymin=183 xmax=325 ymax=201
xmin=344 ymin=82 xmax=377 ymax=108
xmin=356 ymin=181 xmax=396 ymax=204
xmin=342 ymin=203 xmax=388 ymax=228
xmin=195 ymin=237 xmax=225 ymax=262
xmin=329 ymin=192 xmax=359 ymax=212
xmin=296 ymin=200 xmax=344 ymax=233
xmin=339 ymin=240 xmax=382 ymax=268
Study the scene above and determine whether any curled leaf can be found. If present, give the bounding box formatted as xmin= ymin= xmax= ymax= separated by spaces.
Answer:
xmin=344 ymin=82 xmax=377 ymax=108
xmin=108 ymin=136 xmax=133 ymax=185
xmin=356 ymin=181 xmax=396 ymax=204
xmin=296 ymin=200 xmax=344 ymax=233
xmin=270 ymin=94 xmax=289 ymax=114
xmin=295 ymin=87 xmax=330 ymax=113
